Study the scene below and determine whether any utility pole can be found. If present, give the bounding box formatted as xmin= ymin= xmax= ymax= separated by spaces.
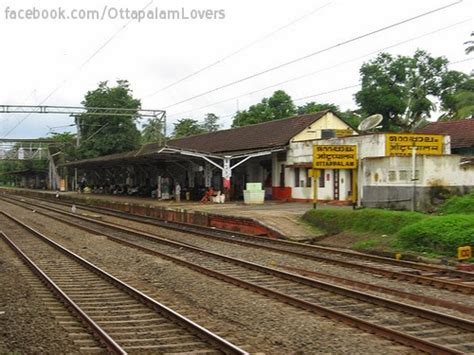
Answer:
xmin=411 ymin=141 xmax=417 ymax=212
xmin=74 ymin=114 xmax=80 ymax=192
xmin=163 ymin=113 xmax=167 ymax=142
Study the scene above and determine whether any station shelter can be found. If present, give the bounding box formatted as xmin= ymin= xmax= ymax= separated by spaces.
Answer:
xmin=1 ymin=168 xmax=48 ymax=189
xmin=60 ymin=110 xmax=356 ymax=202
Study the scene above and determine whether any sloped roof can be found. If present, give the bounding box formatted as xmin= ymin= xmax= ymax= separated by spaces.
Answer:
xmin=417 ymin=119 xmax=474 ymax=149
xmin=61 ymin=110 xmax=332 ymax=167
xmin=165 ymin=110 xmax=330 ymax=154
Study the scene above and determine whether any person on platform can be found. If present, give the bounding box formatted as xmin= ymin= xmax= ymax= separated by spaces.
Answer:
xmin=200 ymin=186 xmax=215 ymax=203
xmin=79 ymin=176 xmax=86 ymax=193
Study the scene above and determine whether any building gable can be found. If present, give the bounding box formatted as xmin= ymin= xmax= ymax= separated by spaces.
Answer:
xmin=290 ymin=112 xmax=357 ymax=142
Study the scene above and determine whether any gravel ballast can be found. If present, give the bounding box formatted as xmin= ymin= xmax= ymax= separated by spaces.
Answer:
xmin=0 ymin=200 xmax=417 ymax=354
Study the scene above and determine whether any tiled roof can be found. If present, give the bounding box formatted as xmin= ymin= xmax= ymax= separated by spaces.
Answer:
xmin=165 ymin=110 xmax=330 ymax=154
xmin=61 ymin=110 xmax=332 ymax=167
xmin=417 ymin=119 xmax=474 ymax=149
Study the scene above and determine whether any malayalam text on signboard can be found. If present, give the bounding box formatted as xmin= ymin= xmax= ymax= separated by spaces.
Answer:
xmin=313 ymin=145 xmax=357 ymax=169
xmin=385 ymin=134 xmax=443 ymax=156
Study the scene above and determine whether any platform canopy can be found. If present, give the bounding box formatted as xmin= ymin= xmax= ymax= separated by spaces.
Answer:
xmin=61 ymin=110 xmax=330 ymax=169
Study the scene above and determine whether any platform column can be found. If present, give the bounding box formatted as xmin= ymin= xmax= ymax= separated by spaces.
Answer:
xmin=187 ymin=164 xmax=195 ymax=188
xmin=222 ymin=157 xmax=232 ymax=200
xmin=204 ymin=162 xmax=212 ymax=188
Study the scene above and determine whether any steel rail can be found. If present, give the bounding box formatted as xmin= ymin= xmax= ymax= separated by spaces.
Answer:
xmin=276 ymin=264 xmax=474 ymax=314
xmin=1 ymin=201 xmax=472 ymax=354
xmin=0 ymin=210 xmax=248 ymax=355
xmin=0 ymin=230 xmax=125 ymax=354
xmin=4 ymin=193 xmax=473 ymax=295
xmin=3 ymin=195 xmax=474 ymax=328
xmin=18 ymin=192 xmax=473 ymax=277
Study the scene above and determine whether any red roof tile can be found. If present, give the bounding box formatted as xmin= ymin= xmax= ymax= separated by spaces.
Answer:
xmin=62 ymin=110 xmax=336 ymax=167
xmin=417 ymin=119 xmax=474 ymax=149
xmin=166 ymin=110 xmax=330 ymax=154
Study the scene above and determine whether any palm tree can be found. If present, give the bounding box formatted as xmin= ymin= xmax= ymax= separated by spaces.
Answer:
xmin=141 ymin=118 xmax=165 ymax=144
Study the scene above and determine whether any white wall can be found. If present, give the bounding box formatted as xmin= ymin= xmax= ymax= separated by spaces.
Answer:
xmin=288 ymin=134 xmax=451 ymax=202
xmin=363 ymin=155 xmax=474 ymax=187
xmin=291 ymin=112 xmax=355 ymax=142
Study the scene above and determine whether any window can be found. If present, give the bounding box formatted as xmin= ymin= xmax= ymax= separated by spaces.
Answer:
xmin=294 ymin=168 xmax=300 ymax=187
xmin=388 ymin=171 xmax=396 ymax=182
xmin=318 ymin=169 xmax=325 ymax=188
xmin=306 ymin=169 xmax=312 ymax=187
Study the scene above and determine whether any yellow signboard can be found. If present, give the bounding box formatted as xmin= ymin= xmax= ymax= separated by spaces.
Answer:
xmin=335 ymin=129 xmax=354 ymax=137
xmin=458 ymin=246 xmax=472 ymax=260
xmin=307 ymin=169 xmax=321 ymax=177
xmin=385 ymin=134 xmax=443 ymax=156
xmin=313 ymin=145 xmax=357 ymax=169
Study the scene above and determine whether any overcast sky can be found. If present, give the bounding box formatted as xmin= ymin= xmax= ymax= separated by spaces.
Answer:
xmin=0 ymin=0 xmax=472 ymax=139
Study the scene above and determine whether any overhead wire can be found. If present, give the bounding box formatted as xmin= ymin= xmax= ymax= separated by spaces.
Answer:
xmin=144 ymin=1 xmax=333 ymax=98
xmin=166 ymin=19 xmax=470 ymax=120
xmin=163 ymin=0 xmax=463 ymax=110
xmin=189 ymin=54 xmax=473 ymax=126
xmin=209 ymin=84 xmax=361 ymax=128
xmin=2 ymin=0 xmax=154 ymax=138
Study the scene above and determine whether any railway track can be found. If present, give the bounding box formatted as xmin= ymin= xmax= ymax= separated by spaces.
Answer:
xmin=12 ymin=195 xmax=473 ymax=315
xmin=0 ymin=211 xmax=247 ymax=355
xmin=0 ymin=235 xmax=103 ymax=353
xmin=3 ymin=192 xmax=474 ymax=296
xmin=2 ymin=198 xmax=474 ymax=354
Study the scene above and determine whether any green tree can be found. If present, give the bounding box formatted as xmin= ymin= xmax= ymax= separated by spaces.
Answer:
xmin=201 ymin=113 xmax=220 ymax=132
xmin=77 ymin=80 xmax=141 ymax=158
xmin=172 ymin=118 xmax=205 ymax=138
xmin=355 ymin=50 xmax=467 ymax=131
xmin=0 ymin=160 xmax=22 ymax=185
xmin=439 ymin=74 xmax=472 ymax=120
xmin=446 ymin=78 xmax=474 ymax=119
xmin=232 ymin=100 xmax=273 ymax=127
xmin=141 ymin=117 xmax=165 ymax=144
xmin=232 ymin=90 xmax=296 ymax=127
xmin=340 ymin=110 xmax=363 ymax=129
xmin=48 ymin=132 xmax=78 ymax=160
xmin=268 ymin=90 xmax=296 ymax=120
xmin=297 ymin=102 xmax=339 ymax=115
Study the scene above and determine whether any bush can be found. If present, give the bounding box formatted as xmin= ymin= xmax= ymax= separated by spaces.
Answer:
xmin=303 ymin=208 xmax=426 ymax=235
xmin=396 ymin=214 xmax=474 ymax=256
xmin=439 ymin=191 xmax=474 ymax=215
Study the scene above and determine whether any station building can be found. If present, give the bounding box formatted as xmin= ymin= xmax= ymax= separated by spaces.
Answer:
xmin=58 ymin=113 xmax=474 ymax=210
xmin=308 ymin=118 xmax=474 ymax=210
xmin=0 ymin=168 xmax=48 ymax=189
xmin=60 ymin=110 xmax=356 ymax=201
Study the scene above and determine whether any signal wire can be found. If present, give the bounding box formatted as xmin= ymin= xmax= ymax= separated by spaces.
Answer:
xmin=164 ymin=0 xmax=463 ymax=110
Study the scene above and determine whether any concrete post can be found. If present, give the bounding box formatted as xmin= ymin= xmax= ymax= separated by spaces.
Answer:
xmin=204 ymin=162 xmax=212 ymax=187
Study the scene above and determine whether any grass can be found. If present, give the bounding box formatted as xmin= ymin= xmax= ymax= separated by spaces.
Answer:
xmin=395 ymin=214 xmax=474 ymax=256
xmin=303 ymin=207 xmax=473 ymax=258
xmin=352 ymin=239 xmax=379 ymax=250
xmin=438 ymin=191 xmax=474 ymax=215
xmin=302 ymin=208 xmax=426 ymax=235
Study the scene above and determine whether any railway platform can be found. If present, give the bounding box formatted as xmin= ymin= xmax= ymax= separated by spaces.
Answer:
xmin=0 ymin=187 xmax=347 ymax=241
